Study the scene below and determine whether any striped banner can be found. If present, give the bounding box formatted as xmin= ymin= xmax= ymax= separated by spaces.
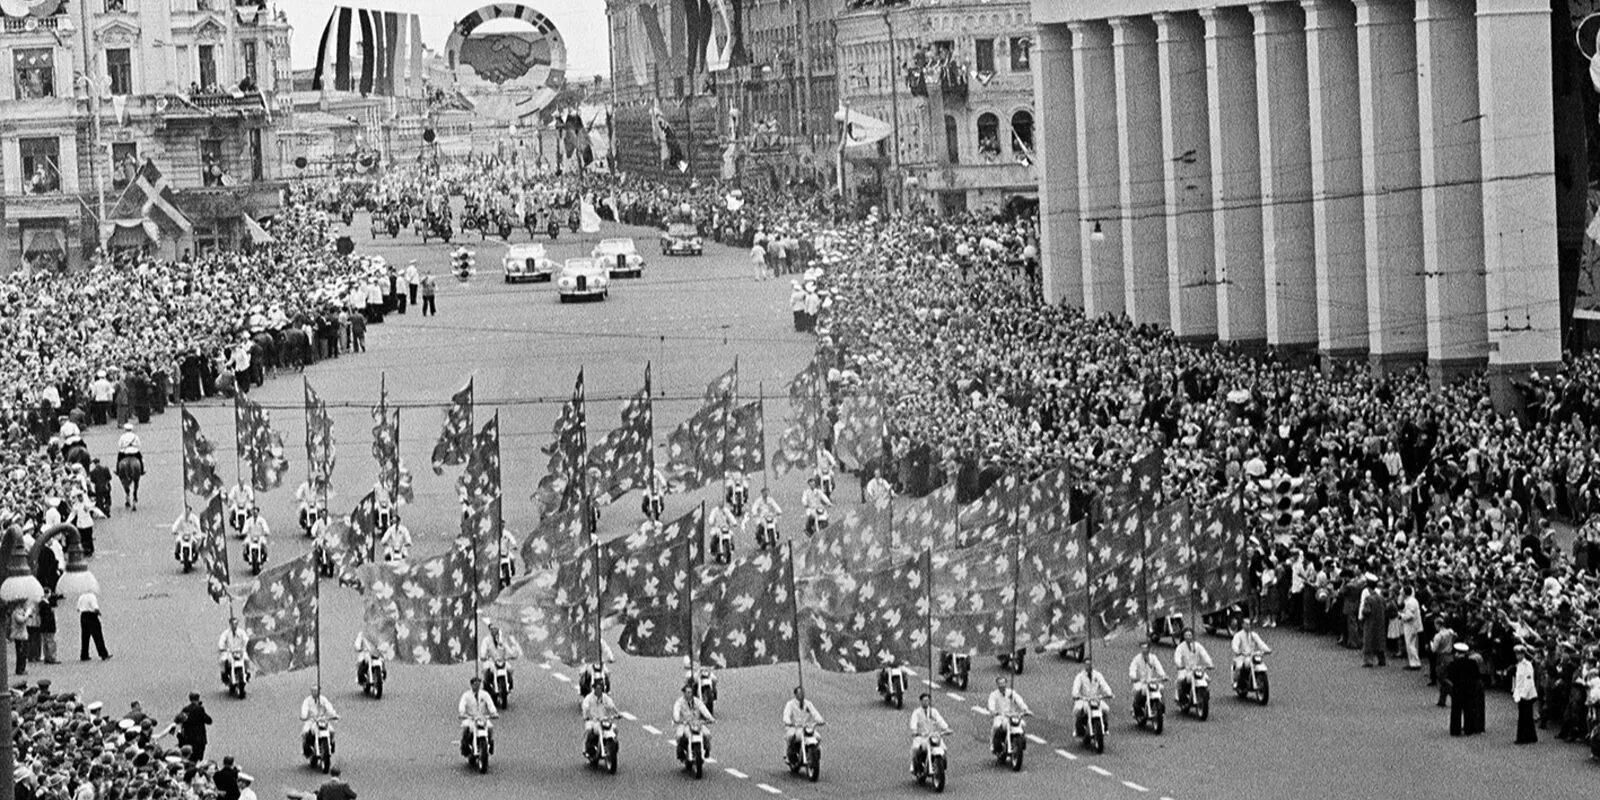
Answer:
xmin=312 ymin=5 xmax=419 ymax=97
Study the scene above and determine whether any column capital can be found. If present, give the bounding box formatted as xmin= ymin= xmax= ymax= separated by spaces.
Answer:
xmin=1414 ymin=0 xmax=1474 ymax=21
xmin=1199 ymin=5 xmax=1252 ymax=36
xmin=1108 ymin=16 xmax=1155 ymax=46
xmin=1248 ymin=1 xmax=1302 ymax=32
xmin=1152 ymin=10 xmax=1202 ymax=42
xmin=1300 ymin=0 xmax=1356 ymax=31
xmin=1351 ymin=0 xmax=1413 ymax=25
xmin=1066 ymin=19 xmax=1106 ymax=37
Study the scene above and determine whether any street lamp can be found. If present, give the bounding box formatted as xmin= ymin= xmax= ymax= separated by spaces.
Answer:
xmin=1 ymin=524 xmax=98 ymax=800
xmin=833 ymin=107 xmax=849 ymax=209
xmin=1089 ymin=220 xmax=1106 ymax=242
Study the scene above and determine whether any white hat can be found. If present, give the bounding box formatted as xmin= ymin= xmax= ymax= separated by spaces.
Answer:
xmin=238 ymin=773 xmax=254 ymax=784
xmin=86 ymin=701 xmax=103 ymax=714
xmin=1452 ymin=642 xmax=1469 ymax=653
xmin=123 ymin=423 xmax=134 ymax=431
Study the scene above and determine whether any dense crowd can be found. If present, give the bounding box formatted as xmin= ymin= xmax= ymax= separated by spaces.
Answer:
xmin=806 ymin=210 xmax=1600 ymax=745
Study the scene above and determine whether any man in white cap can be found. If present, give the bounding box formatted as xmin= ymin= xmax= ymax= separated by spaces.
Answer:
xmin=88 ymin=370 xmax=115 ymax=426
xmin=237 ymin=771 xmax=259 ymax=800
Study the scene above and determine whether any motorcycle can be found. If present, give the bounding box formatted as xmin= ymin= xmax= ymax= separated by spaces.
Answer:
xmin=1177 ymin=668 xmax=1210 ymax=720
xmin=692 ymin=667 xmax=718 ymax=715
xmin=382 ymin=542 xmax=407 ymax=563
xmin=547 ymin=219 xmax=560 ymax=240
xmin=486 ymin=658 xmax=512 ymax=710
xmin=805 ymin=508 xmax=830 ymax=537
xmin=641 ymin=491 xmax=664 ymax=522
xmin=313 ymin=540 xmax=336 ymax=578
xmin=586 ymin=717 xmax=620 ymax=774
xmin=466 ymin=715 xmax=493 ymax=774
xmin=1132 ymin=680 xmax=1166 ymax=734
xmin=497 ymin=552 xmax=515 ymax=588
xmin=308 ymin=716 xmax=336 ymax=773
xmin=997 ymin=649 xmax=1026 ymax=675
xmin=568 ymin=208 xmax=580 ymax=232
xmin=994 ymin=714 xmax=1028 ymax=772
xmin=785 ymin=722 xmax=823 ymax=782
xmin=577 ymin=662 xmax=610 ymax=699
xmin=385 ymin=214 xmax=401 ymax=238
xmin=358 ymin=652 xmax=385 ymax=699
xmin=227 ymin=505 xmax=248 ymax=536
xmin=1150 ymin=612 xmax=1186 ymax=645
xmin=1234 ymin=654 xmax=1269 ymax=705
xmin=938 ymin=650 xmax=970 ymax=690
xmin=708 ymin=525 xmax=733 ymax=565
xmin=912 ymin=731 xmax=948 ymax=792
xmin=680 ymin=720 xmax=710 ymax=779
xmin=878 ymin=662 xmax=909 ymax=709
xmin=725 ymin=484 xmax=748 ymax=518
xmin=243 ymin=536 xmax=267 ymax=575
xmin=1077 ymin=699 xmax=1108 ymax=754
xmin=297 ymin=504 xmax=314 ymax=537
xmin=224 ymin=649 xmax=250 ymax=699
xmin=174 ymin=533 xmax=197 ymax=573
xmin=755 ymin=515 xmax=779 ymax=550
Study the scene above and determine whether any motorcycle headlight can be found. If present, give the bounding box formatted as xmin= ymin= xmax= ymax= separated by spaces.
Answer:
xmin=1008 ymin=716 xmax=1022 ymax=725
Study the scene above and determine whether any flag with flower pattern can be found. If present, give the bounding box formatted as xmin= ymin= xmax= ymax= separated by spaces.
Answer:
xmin=182 ymin=409 xmax=225 ymax=498
xmin=807 ymin=503 xmax=896 ymax=575
xmin=697 ymin=547 xmax=799 ymax=669
xmin=235 ymin=395 xmax=290 ymax=491
xmin=1144 ymin=500 xmax=1195 ymax=618
xmin=240 ymin=552 xmax=318 ymax=674
xmin=725 ymin=400 xmax=765 ymax=474
xmin=1015 ymin=519 xmax=1089 ymax=649
xmin=459 ymin=417 xmax=501 ymax=513
xmin=584 ymin=385 xmax=651 ymax=502
xmin=536 ymin=371 xmax=587 ymax=513
xmin=665 ymin=400 xmax=731 ymax=492
xmin=832 ymin=394 xmax=884 ymax=472
xmin=804 ymin=552 xmax=929 ymax=672
xmin=431 ymin=379 xmax=474 ymax=474
xmin=928 ymin=538 xmax=1017 ymax=655
xmin=199 ymin=492 xmax=230 ymax=603
xmin=303 ymin=381 xmax=336 ymax=492
xmin=1088 ymin=509 xmax=1143 ymax=639
xmin=772 ymin=362 xmax=828 ymax=478
xmin=521 ymin=505 xmax=587 ymax=568
xmin=1193 ymin=491 xmax=1251 ymax=612
xmin=358 ymin=537 xmax=477 ymax=664
xmin=487 ymin=557 xmax=600 ymax=667
xmin=613 ymin=526 xmax=696 ymax=658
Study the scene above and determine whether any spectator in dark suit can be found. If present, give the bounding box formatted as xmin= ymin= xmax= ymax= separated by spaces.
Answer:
xmin=178 ymin=692 xmax=214 ymax=760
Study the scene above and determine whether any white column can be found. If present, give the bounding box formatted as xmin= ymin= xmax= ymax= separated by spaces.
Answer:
xmin=1034 ymin=23 xmax=1083 ymax=307
xmin=1202 ymin=6 xmax=1266 ymax=345
xmin=1155 ymin=11 xmax=1217 ymax=341
xmin=1415 ymin=0 xmax=1486 ymax=380
xmin=1477 ymin=0 xmax=1562 ymax=384
xmin=1301 ymin=0 xmax=1369 ymax=358
xmin=1111 ymin=16 xmax=1170 ymax=328
xmin=1071 ymin=20 xmax=1125 ymax=318
xmin=1251 ymin=2 xmax=1317 ymax=348
xmin=1355 ymin=0 xmax=1426 ymax=365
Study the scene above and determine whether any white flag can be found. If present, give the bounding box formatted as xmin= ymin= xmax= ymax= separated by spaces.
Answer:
xmin=840 ymin=108 xmax=892 ymax=147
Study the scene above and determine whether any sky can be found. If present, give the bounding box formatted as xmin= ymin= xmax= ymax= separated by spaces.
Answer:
xmin=276 ymin=0 xmax=612 ymax=77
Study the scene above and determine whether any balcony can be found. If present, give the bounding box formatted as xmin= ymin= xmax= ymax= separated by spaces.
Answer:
xmin=906 ymin=61 xmax=967 ymax=104
xmin=2 ymin=15 xmax=63 ymax=34
xmin=157 ymin=91 xmax=271 ymax=121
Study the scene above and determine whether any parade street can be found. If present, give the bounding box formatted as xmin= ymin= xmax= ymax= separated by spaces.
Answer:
xmin=53 ymin=216 xmax=1595 ymax=800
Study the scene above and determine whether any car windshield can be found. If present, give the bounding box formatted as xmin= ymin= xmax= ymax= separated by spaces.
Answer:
xmin=668 ymin=225 xmax=696 ymax=236
xmin=598 ymin=240 xmax=634 ymax=253
xmin=510 ymin=245 xmax=546 ymax=258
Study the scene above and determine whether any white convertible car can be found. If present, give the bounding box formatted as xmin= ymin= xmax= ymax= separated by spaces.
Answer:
xmin=502 ymin=242 xmax=557 ymax=283
xmin=556 ymin=257 xmax=609 ymax=302
xmin=591 ymin=237 xmax=645 ymax=278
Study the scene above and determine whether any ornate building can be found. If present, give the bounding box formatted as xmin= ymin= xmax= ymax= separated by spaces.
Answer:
xmin=0 ymin=0 xmax=292 ymax=271
xmin=836 ymin=0 xmax=1036 ymax=214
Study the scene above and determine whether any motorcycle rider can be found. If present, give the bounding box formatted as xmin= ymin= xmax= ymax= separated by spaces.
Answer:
xmin=116 ymin=423 xmax=144 ymax=473
xmin=672 ymin=681 xmax=717 ymax=762
xmin=1230 ymin=617 xmax=1271 ymax=691
xmin=479 ymin=623 xmax=523 ymax=690
xmin=684 ymin=656 xmax=717 ymax=704
xmin=172 ymin=508 xmax=201 ymax=561
xmin=294 ymin=480 xmax=318 ymax=534
xmin=354 ymin=630 xmax=380 ymax=687
xmin=908 ymin=693 xmax=951 ymax=774
xmin=457 ymin=676 xmax=498 ymax=756
xmin=781 ymin=686 xmax=825 ymax=764
xmin=707 ymin=502 xmax=738 ymax=557
xmin=812 ymin=447 xmax=838 ymax=498
xmin=1128 ymin=640 xmax=1169 ymax=714
xmin=724 ymin=470 xmax=750 ymax=520
xmin=242 ymin=507 xmax=269 ymax=566
xmin=581 ymin=681 xmax=620 ymax=757
xmin=1173 ymin=628 xmax=1215 ymax=702
xmin=373 ymin=490 xmax=395 ymax=532
xmin=1071 ymin=655 xmax=1115 ymax=735
xmin=217 ymin=617 xmax=250 ymax=684
xmin=801 ymin=477 xmax=832 ymax=537
xmin=299 ymin=685 xmax=339 ymax=758
xmin=227 ymin=481 xmax=255 ymax=533
xmin=641 ymin=467 xmax=668 ymax=520
xmin=751 ymin=487 xmax=782 ymax=543
xmin=985 ymin=676 xmax=1032 ymax=756
xmin=379 ymin=516 xmax=412 ymax=562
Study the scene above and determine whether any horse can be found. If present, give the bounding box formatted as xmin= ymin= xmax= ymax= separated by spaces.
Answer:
xmin=63 ymin=441 xmax=91 ymax=472
xmin=250 ymin=332 xmax=278 ymax=381
xmin=278 ymin=328 xmax=312 ymax=371
xmin=115 ymin=453 xmax=144 ymax=510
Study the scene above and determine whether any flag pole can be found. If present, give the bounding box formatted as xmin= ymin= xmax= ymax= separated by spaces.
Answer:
xmin=644 ymin=362 xmax=655 ymax=481
xmin=232 ymin=392 xmax=244 ymax=493
xmin=1008 ymin=522 xmax=1023 ymax=684
xmin=923 ymin=548 xmax=934 ymax=706
xmin=689 ymin=501 xmax=703 ymax=673
xmin=721 ymin=359 xmax=738 ymax=502
xmin=758 ymin=382 xmax=767 ymax=492
xmin=314 ymin=552 xmax=323 ymax=691
xmin=787 ymin=540 xmax=803 ymax=695
xmin=1082 ymin=488 xmax=1096 ymax=664
xmin=303 ymin=377 xmax=313 ymax=507
xmin=178 ymin=396 xmax=190 ymax=515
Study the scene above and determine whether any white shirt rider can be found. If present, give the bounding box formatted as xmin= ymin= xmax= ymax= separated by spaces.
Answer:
xmin=782 ymin=690 xmax=825 ymax=747
xmin=1128 ymin=646 xmax=1169 ymax=704
xmin=300 ymin=692 xmax=337 ymax=735
xmin=172 ymin=511 xmax=201 ymax=542
xmin=985 ymin=682 xmax=1032 ymax=736
xmin=1071 ymin=665 xmax=1115 ymax=717
xmin=751 ymin=493 xmax=782 ymax=523
xmin=116 ymin=430 xmax=141 ymax=454
xmin=458 ymin=685 xmax=499 ymax=731
xmin=908 ymin=698 xmax=950 ymax=769
xmin=1230 ymin=626 xmax=1271 ymax=669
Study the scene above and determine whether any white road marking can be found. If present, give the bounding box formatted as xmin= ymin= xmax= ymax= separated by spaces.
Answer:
xmin=725 ymin=768 xmax=748 ymax=779
xmin=641 ymin=724 xmax=661 ymax=736
xmin=552 ymin=673 xmax=571 ymax=683
xmin=1088 ymin=765 xmax=1113 ymax=777
xmin=619 ymin=711 xmax=637 ymax=721
xmin=1026 ymin=734 xmax=1047 ymax=744
xmin=1122 ymin=781 xmax=1149 ymax=792
xmin=756 ymin=784 xmax=782 ymax=795
xmin=1055 ymin=749 xmax=1077 ymax=760
xmin=948 ymin=692 xmax=966 ymax=702
xmin=923 ymin=680 xmax=937 ymax=688
xmin=539 ymin=662 xmax=552 ymax=670
xmin=970 ymin=705 xmax=988 ymax=715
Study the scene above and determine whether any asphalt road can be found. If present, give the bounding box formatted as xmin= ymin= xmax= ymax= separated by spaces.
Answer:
xmin=56 ymin=211 xmax=1599 ymax=800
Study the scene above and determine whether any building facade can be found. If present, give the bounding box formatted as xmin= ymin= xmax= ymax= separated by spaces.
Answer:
xmin=1031 ymin=0 xmax=1564 ymax=393
xmin=836 ymin=0 xmax=1037 ymax=214
xmin=0 ymin=0 xmax=292 ymax=271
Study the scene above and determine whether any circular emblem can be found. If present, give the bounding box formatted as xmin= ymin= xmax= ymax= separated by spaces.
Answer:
xmin=445 ymin=3 xmax=567 ymax=113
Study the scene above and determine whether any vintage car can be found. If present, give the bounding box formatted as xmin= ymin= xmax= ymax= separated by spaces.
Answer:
xmin=556 ymin=258 xmax=609 ymax=302
xmin=659 ymin=223 xmax=704 ymax=256
xmin=502 ymin=242 xmax=557 ymax=283
xmin=591 ymin=237 xmax=645 ymax=278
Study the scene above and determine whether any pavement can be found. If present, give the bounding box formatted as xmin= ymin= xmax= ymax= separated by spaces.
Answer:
xmin=48 ymin=211 xmax=1600 ymax=799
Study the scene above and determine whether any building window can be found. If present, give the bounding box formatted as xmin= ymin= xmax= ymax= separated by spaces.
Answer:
xmin=20 ymin=221 xmax=67 ymax=272
xmin=193 ymin=223 xmax=228 ymax=256
xmin=19 ymin=137 xmax=61 ymax=194
xmin=1011 ymin=110 xmax=1034 ymax=153
xmin=201 ymin=138 xmax=225 ymax=186
xmin=241 ymin=41 xmax=258 ymax=89
xmin=1009 ymin=37 xmax=1031 ymax=71
xmin=943 ymin=114 xmax=959 ymax=164
xmin=249 ymin=128 xmax=263 ymax=181
xmin=111 ymin=142 xmax=138 ymax=190
xmin=106 ymin=48 xmax=133 ymax=95
xmin=14 ymin=49 xmax=55 ymax=99
xmin=198 ymin=45 xmax=218 ymax=91
xmin=977 ymin=113 xmax=1001 ymax=159
xmin=974 ymin=38 xmax=995 ymax=74
xmin=105 ymin=0 xmax=128 ymax=11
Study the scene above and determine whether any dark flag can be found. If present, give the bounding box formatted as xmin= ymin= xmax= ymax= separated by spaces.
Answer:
xmin=459 ymin=416 xmax=501 ymax=513
xmin=357 ymin=537 xmax=476 ymax=664
xmin=584 ymin=382 xmax=651 ymax=503
xmin=239 ymin=553 xmax=318 ymax=675
xmin=181 ymin=409 xmax=225 ymax=498
xmin=199 ymin=493 xmax=230 ymax=603
xmin=832 ymin=394 xmax=884 ymax=472
xmin=536 ymin=370 xmax=586 ymax=513
xmin=612 ymin=527 xmax=695 ymax=658
xmin=304 ymin=381 xmax=336 ymax=493
xmin=697 ymin=547 xmax=797 ymax=669
xmin=235 ymin=395 xmax=289 ymax=491
xmin=725 ymin=400 xmax=764 ymax=474
xmin=772 ymin=362 xmax=827 ymax=478
xmin=431 ymin=379 xmax=474 ymax=474
xmin=805 ymin=553 xmax=929 ymax=672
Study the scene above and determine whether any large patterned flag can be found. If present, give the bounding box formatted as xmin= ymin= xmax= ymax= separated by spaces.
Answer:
xmin=1193 ymin=492 xmax=1251 ymax=612
xmin=464 ymin=497 xmax=507 ymax=605
xmin=521 ymin=505 xmax=587 ymax=568
xmin=431 ymin=379 xmax=474 ymax=474
xmin=664 ymin=362 xmax=738 ymax=491
xmin=612 ymin=526 xmax=696 ymax=658
xmin=487 ymin=557 xmax=599 ymax=667
xmin=805 ymin=552 xmax=929 ymax=673
xmin=1015 ymin=518 xmax=1088 ymax=648
xmin=370 ymin=386 xmax=400 ymax=495
xmin=199 ymin=492 xmax=230 ymax=603
xmin=239 ymin=552 xmax=318 ymax=675
xmin=235 ymin=395 xmax=290 ymax=491
xmin=807 ymin=504 xmax=897 ymax=575
xmin=181 ymin=409 xmax=225 ymax=498
xmin=725 ymin=400 xmax=764 ymax=474
xmin=697 ymin=547 xmax=799 ymax=669
xmin=1088 ymin=509 xmax=1143 ymax=639
xmin=338 ymin=491 xmax=379 ymax=573
xmin=536 ymin=370 xmax=587 ymax=513
xmin=832 ymin=394 xmax=884 ymax=472
xmin=702 ymin=362 xmax=738 ymax=404
xmin=1144 ymin=500 xmax=1194 ymax=618
xmin=358 ymin=537 xmax=476 ymax=664
xmin=459 ymin=416 xmax=502 ymax=513
xmin=303 ymin=381 xmax=335 ymax=491
xmin=928 ymin=538 xmax=1017 ymax=655
xmin=584 ymin=382 xmax=651 ymax=502
xmin=894 ymin=484 xmax=959 ymax=553
xmin=772 ymin=362 xmax=828 ymax=478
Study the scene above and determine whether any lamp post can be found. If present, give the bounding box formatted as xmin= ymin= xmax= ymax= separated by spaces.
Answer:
xmin=833 ymin=106 xmax=849 ymax=211
xmin=1 ymin=524 xmax=99 ymax=800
